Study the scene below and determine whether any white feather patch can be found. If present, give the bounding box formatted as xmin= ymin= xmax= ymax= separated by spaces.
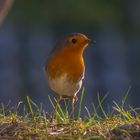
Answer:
xmin=47 ymin=73 xmax=83 ymax=97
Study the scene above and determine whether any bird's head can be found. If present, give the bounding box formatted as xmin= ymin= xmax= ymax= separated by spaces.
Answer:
xmin=52 ymin=33 xmax=96 ymax=55
xmin=64 ymin=33 xmax=91 ymax=47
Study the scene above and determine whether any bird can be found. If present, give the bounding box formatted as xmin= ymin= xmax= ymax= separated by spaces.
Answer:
xmin=44 ymin=33 xmax=95 ymax=119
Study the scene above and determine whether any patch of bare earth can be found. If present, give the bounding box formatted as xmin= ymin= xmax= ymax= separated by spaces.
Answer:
xmin=0 ymin=116 xmax=140 ymax=140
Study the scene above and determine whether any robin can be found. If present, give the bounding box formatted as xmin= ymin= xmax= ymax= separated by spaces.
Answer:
xmin=44 ymin=33 xmax=95 ymax=119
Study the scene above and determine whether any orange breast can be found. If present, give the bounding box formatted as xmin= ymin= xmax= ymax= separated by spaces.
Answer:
xmin=45 ymin=45 xmax=85 ymax=83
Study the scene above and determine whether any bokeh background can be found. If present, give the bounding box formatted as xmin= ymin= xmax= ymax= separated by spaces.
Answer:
xmin=0 ymin=0 xmax=140 ymax=115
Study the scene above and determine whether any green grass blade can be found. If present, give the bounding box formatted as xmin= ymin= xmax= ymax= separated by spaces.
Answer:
xmin=1 ymin=103 xmax=5 ymax=116
xmin=48 ymin=96 xmax=64 ymax=122
xmin=97 ymin=93 xmax=107 ymax=118
xmin=128 ymin=105 xmax=140 ymax=117
xmin=91 ymin=103 xmax=101 ymax=121
xmin=48 ymin=95 xmax=55 ymax=109
xmin=121 ymin=86 xmax=131 ymax=108
xmin=85 ymin=106 xmax=91 ymax=119
xmin=96 ymin=92 xmax=109 ymax=111
xmin=26 ymin=96 xmax=34 ymax=116
xmin=54 ymin=98 xmax=67 ymax=121
xmin=77 ymin=87 xmax=85 ymax=120
xmin=64 ymin=99 xmax=69 ymax=118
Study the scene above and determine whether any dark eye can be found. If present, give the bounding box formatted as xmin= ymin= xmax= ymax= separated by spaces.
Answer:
xmin=71 ymin=38 xmax=77 ymax=44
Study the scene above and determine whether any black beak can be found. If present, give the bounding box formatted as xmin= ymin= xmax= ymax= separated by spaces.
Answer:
xmin=88 ymin=39 xmax=96 ymax=44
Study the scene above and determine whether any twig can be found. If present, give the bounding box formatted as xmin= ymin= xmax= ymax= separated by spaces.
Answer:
xmin=0 ymin=0 xmax=14 ymax=26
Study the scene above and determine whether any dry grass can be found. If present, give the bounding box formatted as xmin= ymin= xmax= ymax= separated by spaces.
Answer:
xmin=0 ymin=89 xmax=139 ymax=140
xmin=0 ymin=113 xmax=139 ymax=140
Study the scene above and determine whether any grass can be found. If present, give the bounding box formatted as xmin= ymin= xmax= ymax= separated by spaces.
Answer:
xmin=0 ymin=89 xmax=139 ymax=139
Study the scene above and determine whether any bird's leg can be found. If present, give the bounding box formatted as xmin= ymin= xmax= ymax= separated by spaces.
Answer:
xmin=74 ymin=95 xmax=78 ymax=102
xmin=72 ymin=97 xmax=75 ymax=120
xmin=71 ymin=95 xmax=78 ymax=120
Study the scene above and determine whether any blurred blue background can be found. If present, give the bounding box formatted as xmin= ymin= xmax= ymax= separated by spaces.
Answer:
xmin=0 ymin=0 xmax=140 ymax=115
